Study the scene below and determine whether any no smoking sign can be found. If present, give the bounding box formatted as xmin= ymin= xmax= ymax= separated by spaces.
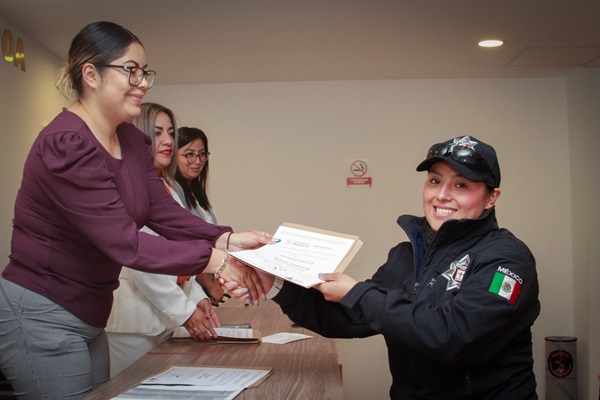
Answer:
xmin=347 ymin=159 xmax=372 ymax=187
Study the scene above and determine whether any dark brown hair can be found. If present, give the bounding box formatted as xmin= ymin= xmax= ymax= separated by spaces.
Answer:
xmin=56 ymin=21 xmax=143 ymax=100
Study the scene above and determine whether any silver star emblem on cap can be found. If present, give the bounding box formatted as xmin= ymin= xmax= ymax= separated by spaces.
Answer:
xmin=449 ymin=136 xmax=478 ymax=152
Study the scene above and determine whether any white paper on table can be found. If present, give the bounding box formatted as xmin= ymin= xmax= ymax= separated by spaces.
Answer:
xmin=141 ymin=366 xmax=270 ymax=388
xmin=230 ymin=223 xmax=362 ymax=288
xmin=262 ymin=332 xmax=313 ymax=344
xmin=111 ymin=385 xmax=243 ymax=400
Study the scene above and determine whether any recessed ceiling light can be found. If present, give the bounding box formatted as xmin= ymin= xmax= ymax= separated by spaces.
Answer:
xmin=479 ymin=40 xmax=504 ymax=48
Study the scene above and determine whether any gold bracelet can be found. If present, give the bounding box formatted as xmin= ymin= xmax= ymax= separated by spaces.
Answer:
xmin=214 ymin=250 xmax=229 ymax=280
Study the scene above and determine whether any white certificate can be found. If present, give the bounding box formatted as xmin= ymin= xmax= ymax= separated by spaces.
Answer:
xmin=230 ymin=223 xmax=362 ymax=288
xmin=141 ymin=366 xmax=272 ymax=388
xmin=112 ymin=385 xmax=243 ymax=400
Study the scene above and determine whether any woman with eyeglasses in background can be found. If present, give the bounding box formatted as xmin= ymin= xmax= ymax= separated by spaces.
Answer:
xmin=0 ymin=21 xmax=272 ymax=399
xmin=106 ymin=104 xmax=224 ymax=378
xmin=232 ymin=136 xmax=541 ymax=399
xmin=172 ymin=127 xmax=226 ymax=304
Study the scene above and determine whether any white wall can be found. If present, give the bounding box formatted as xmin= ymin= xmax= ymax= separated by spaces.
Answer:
xmin=2 ymin=14 xmax=596 ymax=399
xmin=146 ymin=78 xmax=573 ymax=399
xmin=0 ymin=17 xmax=67 ymax=264
xmin=567 ymin=68 xmax=600 ymax=399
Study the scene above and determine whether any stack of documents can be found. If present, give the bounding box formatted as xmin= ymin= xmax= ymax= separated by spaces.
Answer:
xmin=112 ymin=365 xmax=273 ymax=400
xmin=230 ymin=223 xmax=363 ymax=288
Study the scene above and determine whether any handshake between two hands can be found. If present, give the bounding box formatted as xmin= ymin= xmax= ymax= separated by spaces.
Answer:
xmin=221 ymin=268 xmax=358 ymax=305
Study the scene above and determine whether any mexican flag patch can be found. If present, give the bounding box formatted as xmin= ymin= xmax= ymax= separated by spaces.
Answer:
xmin=488 ymin=267 xmax=522 ymax=304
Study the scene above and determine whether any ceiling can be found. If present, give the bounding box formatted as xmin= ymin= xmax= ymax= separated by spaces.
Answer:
xmin=1 ymin=0 xmax=600 ymax=85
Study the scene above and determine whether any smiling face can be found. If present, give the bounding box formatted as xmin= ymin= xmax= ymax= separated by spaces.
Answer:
xmin=96 ymin=42 xmax=150 ymax=124
xmin=152 ymin=111 xmax=175 ymax=172
xmin=423 ymin=161 xmax=500 ymax=231
xmin=176 ymin=138 xmax=207 ymax=182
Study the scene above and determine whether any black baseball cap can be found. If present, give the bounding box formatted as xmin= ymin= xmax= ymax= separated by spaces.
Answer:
xmin=416 ymin=136 xmax=501 ymax=188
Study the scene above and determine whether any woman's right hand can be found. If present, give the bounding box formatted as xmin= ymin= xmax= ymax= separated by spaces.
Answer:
xmin=218 ymin=257 xmax=267 ymax=305
xmin=224 ymin=269 xmax=275 ymax=303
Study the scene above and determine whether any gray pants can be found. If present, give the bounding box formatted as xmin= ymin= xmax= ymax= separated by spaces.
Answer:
xmin=0 ymin=277 xmax=109 ymax=399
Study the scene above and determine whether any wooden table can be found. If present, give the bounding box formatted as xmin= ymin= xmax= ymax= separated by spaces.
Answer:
xmin=85 ymin=300 xmax=344 ymax=399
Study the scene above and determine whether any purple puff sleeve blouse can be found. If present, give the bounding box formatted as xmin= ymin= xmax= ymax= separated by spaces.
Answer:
xmin=3 ymin=109 xmax=232 ymax=327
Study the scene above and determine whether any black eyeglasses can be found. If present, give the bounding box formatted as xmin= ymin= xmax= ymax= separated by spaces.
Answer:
xmin=426 ymin=143 xmax=491 ymax=171
xmin=95 ymin=64 xmax=156 ymax=88
xmin=181 ymin=151 xmax=210 ymax=164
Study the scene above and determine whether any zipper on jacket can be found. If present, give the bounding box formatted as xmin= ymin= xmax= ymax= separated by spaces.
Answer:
xmin=410 ymin=276 xmax=437 ymax=300
xmin=410 ymin=282 xmax=420 ymax=299
xmin=426 ymin=276 xmax=436 ymax=290
xmin=422 ymin=275 xmax=437 ymax=296
xmin=464 ymin=372 xmax=472 ymax=397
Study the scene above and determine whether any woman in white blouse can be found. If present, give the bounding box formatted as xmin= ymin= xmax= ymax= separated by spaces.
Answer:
xmin=172 ymin=126 xmax=226 ymax=303
xmin=106 ymin=104 xmax=221 ymax=377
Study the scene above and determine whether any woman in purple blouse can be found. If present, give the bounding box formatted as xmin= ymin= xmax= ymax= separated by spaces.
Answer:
xmin=0 ymin=21 xmax=272 ymax=399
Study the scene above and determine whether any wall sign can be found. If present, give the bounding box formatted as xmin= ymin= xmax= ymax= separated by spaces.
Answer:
xmin=1 ymin=27 xmax=26 ymax=72
xmin=346 ymin=159 xmax=372 ymax=187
